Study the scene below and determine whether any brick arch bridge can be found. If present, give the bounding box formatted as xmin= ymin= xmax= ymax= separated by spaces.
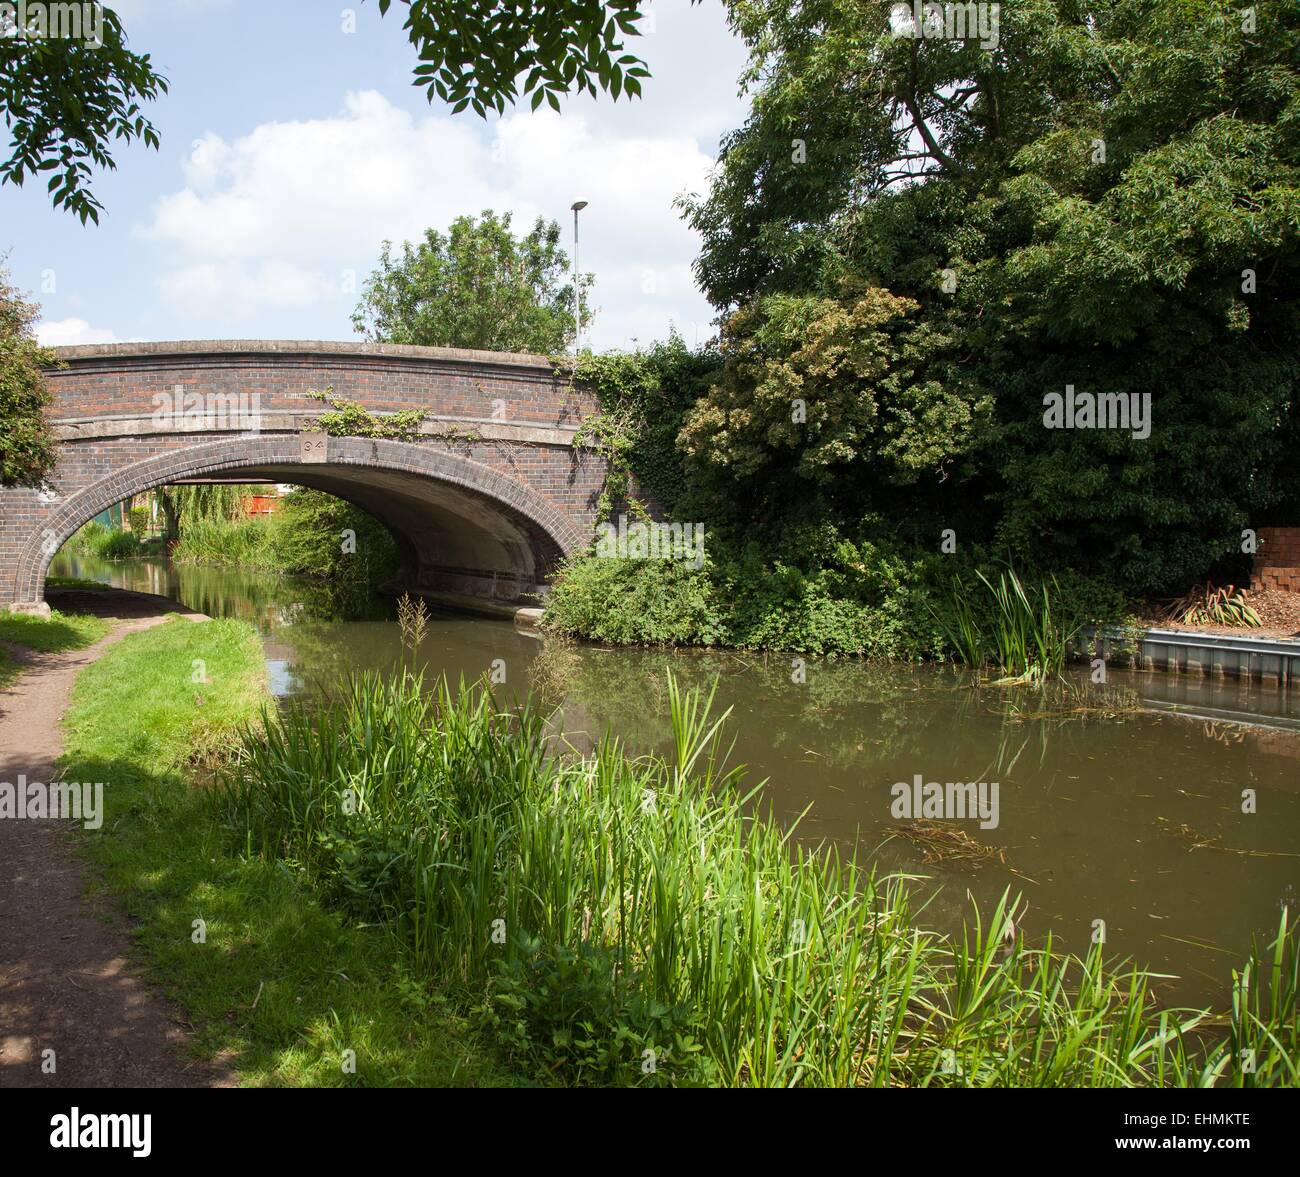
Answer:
xmin=0 ymin=340 xmax=609 ymax=612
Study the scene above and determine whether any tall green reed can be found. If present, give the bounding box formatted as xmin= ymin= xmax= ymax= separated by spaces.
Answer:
xmin=215 ymin=670 xmax=1297 ymax=1087
xmin=171 ymin=516 xmax=280 ymax=568
xmin=933 ymin=567 xmax=1082 ymax=682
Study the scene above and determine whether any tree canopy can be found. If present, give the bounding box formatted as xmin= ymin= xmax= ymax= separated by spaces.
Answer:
xmin=376 ymin=0 xmax=656 ymax=114
xmin=0 ymin=263 xmax=57 ymax=487
xmin=2 ymin=2 xmax=663 ymax=220
xmin=353 ymin=210 xmax=589 ymax=353
xmin=675 ymin=0 xmax=1300 ymax=595
xmin=0 ymin=5 xmax=167 ymax=223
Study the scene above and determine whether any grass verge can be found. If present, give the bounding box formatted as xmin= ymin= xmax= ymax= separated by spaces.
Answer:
xmin=0 ymin=607 xmax=111 ymax=653
xmin=0 ymin=607 xmax=111 ymax=689
xmin=59 ymin=616 xmax=518 ymax=1087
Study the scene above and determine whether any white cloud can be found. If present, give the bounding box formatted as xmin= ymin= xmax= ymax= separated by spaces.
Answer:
xmin=155 ymin=260 xmax=338 ymax=311
xmin=137 ymin=90 xmax=722 ymax=348
xmin=36 ymin=318 xmax=120 ymax=347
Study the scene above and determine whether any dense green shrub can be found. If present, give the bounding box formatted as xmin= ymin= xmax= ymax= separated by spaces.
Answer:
xmin=543 ymin=522 xmax=1133 ymax=660
xmin=97 ymin=528 xmax=140 ymax=559
xmin=543 ymin=545 xmax=943 ymax=658
xmin=543 ymin=552 xmax=726 ymax=647
xmin=275 ymin=488 xmax=399 ymax=584
xmin=127 ymin=505 xmax=151 ymax=536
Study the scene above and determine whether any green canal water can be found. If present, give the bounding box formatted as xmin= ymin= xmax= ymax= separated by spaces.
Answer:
xmin=53 ymin=553 xmax=1300 ymax=1006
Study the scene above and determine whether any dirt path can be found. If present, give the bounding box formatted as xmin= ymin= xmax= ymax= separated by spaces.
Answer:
xmin=0 ymin=590 xmax=235 ymax=1088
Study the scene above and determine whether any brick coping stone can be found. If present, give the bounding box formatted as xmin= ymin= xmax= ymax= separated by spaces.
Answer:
xmin=49 ymin=339 xmax=558 ymax=371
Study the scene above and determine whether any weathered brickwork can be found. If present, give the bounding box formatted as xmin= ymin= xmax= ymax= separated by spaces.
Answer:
xmin=1254 ymin=527 xmax=1300 ymax=594
xmin=0 ymin=341 xmax=609 ymax=608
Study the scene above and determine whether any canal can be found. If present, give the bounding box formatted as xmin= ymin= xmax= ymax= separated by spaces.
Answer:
xmin=52 ymin=553 xmax=1300 ymax=1007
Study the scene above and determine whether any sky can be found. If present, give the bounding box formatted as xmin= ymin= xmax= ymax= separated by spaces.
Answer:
xmin=3 ymin=0 xmax=752 ymax=351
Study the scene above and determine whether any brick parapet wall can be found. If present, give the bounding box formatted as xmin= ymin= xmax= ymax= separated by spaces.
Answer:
xmin=44 ymin=340 xmax=597 ymax=429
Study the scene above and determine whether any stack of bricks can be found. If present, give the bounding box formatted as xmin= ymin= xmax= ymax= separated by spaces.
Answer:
xmin=1253 ymin=527 xmax=1300 ymax=593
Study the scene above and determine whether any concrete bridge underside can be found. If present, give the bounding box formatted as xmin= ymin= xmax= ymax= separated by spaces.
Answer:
xmin=0 ymin=341 xmax=608 ymax=611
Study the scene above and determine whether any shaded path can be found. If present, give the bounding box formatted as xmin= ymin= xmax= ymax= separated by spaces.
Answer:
xmin=0 ymin=590 xmax=235 ymax=1088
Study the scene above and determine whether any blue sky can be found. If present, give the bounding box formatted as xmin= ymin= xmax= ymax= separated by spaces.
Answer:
xmin=4 ymin=0 xmax=751 ymax=350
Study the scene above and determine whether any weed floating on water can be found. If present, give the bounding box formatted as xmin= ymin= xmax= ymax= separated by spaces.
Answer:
xmin=888 ymin=820 xmax=1008 ymax=869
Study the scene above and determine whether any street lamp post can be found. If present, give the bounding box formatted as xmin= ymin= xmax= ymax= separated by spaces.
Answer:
xmin=571 ymin=200 xmax=587 ymax=354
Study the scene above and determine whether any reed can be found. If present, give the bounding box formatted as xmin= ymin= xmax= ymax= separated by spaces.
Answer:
xmin=934 ymin=568 xmax=1082 ymax=682
xmin=170 ymin=516 xmax=280 ymax=568
xmin=215 ymin=671 xmax=1297 ymax=1087
xmin=63 ymin=520 xmax=141 ymax=559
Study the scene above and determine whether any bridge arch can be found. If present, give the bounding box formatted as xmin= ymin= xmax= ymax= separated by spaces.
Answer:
xmin=0 ymin=340 xmax=609 ymax=612
xmin=15 ymin=435 xmax=587 ymax=606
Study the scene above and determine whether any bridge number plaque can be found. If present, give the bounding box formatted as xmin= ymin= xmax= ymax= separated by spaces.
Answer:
xmin=299 ymin=431 xmax=329 ymax=463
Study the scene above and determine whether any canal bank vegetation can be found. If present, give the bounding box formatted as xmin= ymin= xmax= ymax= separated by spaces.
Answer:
xmin=544 ymin=3 xmax=1298 ymax=661
xmin=167 ymin=488 xmax=399 ymax=593
xmin=58 ymin=616 xmax=517 ymax=1086
xmin=929 ymin=569 xmax=1084 ymax=683
xmin=162 ymin=485 xmax=397 ymax=585
xmin=546 ymin=340 xmax=1136 ymax=662
xmin=216 ymin=669 xmax=1297 ymax=1088
xmin=543 ymin=523 xmax=1127 ymax=670
xmin=61 ymin=485 xmax=401 ymax=597
xmin=64 ymin=519 xmax=165 ymax=561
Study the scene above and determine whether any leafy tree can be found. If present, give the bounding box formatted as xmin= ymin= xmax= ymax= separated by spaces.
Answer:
xmin=0 ymin=264 xmax=57 ymax=487
xmin=375 ymin=0 xmax=656 ymax=114
xmin=0 ymin=5 xmax=167 ymax=223
xmin=678 ymin=286 xmax=993 ymax=522
xmin=678 ymin=0 xmax=1300 ymax=594
xmin=353 ymin=210 xmax=590 ymax=352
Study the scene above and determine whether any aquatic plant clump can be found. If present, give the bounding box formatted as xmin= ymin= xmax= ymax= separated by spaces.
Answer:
xmin=216 ymin=672 xmax=1298 ymax=1088
xmin=932 ymin=568 xmax=1083 ymax=683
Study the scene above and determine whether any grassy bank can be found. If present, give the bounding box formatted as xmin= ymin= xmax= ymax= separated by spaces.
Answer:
xmin=219 ymin=669 xmax=1298 ymax=1088
xmin=0 ymin=608 xmax=110 ymax=688
xmin=63 ymin=520 xmax=165 ymax=561
xmin=59 ymin=615 xmax=517 ymax=1086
